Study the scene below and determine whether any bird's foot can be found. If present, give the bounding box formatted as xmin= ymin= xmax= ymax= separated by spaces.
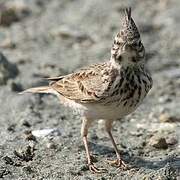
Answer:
xmin=88 ymin=163 xmax=107 ymax=173
xmin=106 ymin=158 xmax=128 ymax=169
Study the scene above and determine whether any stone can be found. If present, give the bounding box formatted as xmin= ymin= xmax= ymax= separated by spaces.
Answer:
xmin=24 ymin=130 xmax=36 ymax=141
xmin=159 ymin=113 xmax=179 ymax=123
xmin=149 ymin=136 xmax=168 ymax=149
xmin=0 ymin=1 xmax=31 ymax=26
xmin=166 ymin=136 xmax=178 ymax=146
xmin=2 ymin=156 xmax=14 ymax=165
xmin=0 ymin=3 xmax=19 ymax=26
xmin=14 ymin=145 xmax=35 ymax=162
xmin=0 ymin=52 xmax=18 ymax=85
xmin=46 ymin=142 xmax=56 ymax=149
xmin=9 ymin=81 xmax=23 ymax=92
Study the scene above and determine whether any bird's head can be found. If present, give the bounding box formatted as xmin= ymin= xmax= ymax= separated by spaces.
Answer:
xmin=111 ymin=8 xmax=145 ymax=66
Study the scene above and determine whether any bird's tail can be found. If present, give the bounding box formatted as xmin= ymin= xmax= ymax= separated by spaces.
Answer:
xmin=19 ymin=86 xmax=56 ymax=95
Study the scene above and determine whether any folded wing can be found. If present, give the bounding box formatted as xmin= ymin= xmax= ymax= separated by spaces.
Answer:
xmin=49 ymin=63 xmax=115 ymax=103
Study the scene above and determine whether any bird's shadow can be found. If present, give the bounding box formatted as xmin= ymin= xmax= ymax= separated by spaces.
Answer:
xmin=89 ymin=141 xmax=180 ymax=171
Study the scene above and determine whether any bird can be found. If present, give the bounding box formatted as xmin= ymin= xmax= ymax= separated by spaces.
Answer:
xmin=20 ymin=7 xmax=153 ymax=173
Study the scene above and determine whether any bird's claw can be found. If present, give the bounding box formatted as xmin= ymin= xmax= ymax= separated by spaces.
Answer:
xmin=88 ymin=163 xmax=107 ymax=173
xmin=106 ymin=158 xmax=127 ymax=169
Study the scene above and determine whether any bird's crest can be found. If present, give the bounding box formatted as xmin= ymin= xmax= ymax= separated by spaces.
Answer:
xmin=111 ymin=7 xmax=145 ymax=63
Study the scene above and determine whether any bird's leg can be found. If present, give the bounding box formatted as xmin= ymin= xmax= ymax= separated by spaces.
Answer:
xmin=81 ymin=118 xmax=107 ymax=173
xmin=105 ymin=120 xmax=127 ymax=168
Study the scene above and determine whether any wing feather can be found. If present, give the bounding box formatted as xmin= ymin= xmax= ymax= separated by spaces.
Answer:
xmin=49 ymin=63 xmax=116 ymax=103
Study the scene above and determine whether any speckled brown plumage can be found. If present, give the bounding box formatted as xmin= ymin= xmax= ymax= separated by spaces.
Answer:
xmin=21 ymin=7 xmax=153 ymax=173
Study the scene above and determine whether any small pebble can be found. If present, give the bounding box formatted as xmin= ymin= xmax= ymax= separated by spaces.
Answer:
xmin=22 ymin=166 xmax=33 ymax=174
xmin=7 ymin=124 xmax=16 ymax=132
xmin=32 ymin=128 xmax=62 ymax=137
xmin=21 ymin=119 xmax=31 ymax=127
xmin=9 ymin=81 xmax=23 ymax=92
xmin=158 ymin=95 xmax=172 ymax=103
xmin=0 ymin=168 xmax=11 ymax=178
xmin=0 ymin=52 xmax=18 ymax=85
xmin=166 ymin=137 xmax=178 ymax=146
xmin=149 ymin=136 xmax=168 ymax=149
xmin=24 ymin=130 xmax=36 ymax=141
xmin=0 ymin=1 xmax=31 ymax=26
xmin=14 ymin=145 xmax=35 ymax=162
xmin=0 ymin=3 xmax=19 ymax=26
xmin=159 ymin=113 xmax=179 ymax=123
xmin=2 ymin=156 xmax=14 ymax=165
xmin=46 ymin=142 xmax=56 ymax=149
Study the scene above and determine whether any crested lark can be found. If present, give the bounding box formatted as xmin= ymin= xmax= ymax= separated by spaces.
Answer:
xmin=21 ymin=8 xmax=153 ymax=173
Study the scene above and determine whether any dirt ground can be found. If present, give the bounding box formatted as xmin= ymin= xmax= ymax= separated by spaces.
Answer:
xmin=0 ymin=0 xmax=180 ymax=179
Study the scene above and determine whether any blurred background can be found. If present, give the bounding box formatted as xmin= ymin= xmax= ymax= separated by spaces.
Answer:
xmin=0 ymin=0 xmax=179 ymax=179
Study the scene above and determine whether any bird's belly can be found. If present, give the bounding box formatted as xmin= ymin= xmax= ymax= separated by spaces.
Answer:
xmin=59 ymin=96 xmax=138 ymax=120
xmin=58 ymin=90 xmax=145 ymax=120
xmin=84 ymin=102 xmax=139 ymax=120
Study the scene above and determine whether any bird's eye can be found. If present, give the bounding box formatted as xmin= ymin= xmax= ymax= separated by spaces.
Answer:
xmin=117 ymin=55 xmax=122 ymax=61
xmin=132 ymin=57 xmax=136 ymax=62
